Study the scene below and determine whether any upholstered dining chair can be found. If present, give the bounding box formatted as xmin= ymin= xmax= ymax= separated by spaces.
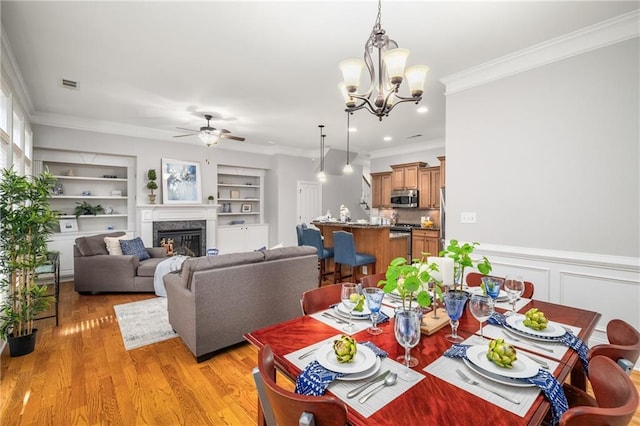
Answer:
xmin=556 ymin=355 xmax=639 ymax=426
xmin=303 ymin=228 xmax=334 ymax=286
xmin=300 ymin=283 xmax=345 ymax=315
xmin=253 ymin=345 xmax=348 ymax=426
xmin=571 ymin=318 xmax=640 ymax=391
xmin=332 ymin=231 xmax=376 ymax=284
xmin=466 ymin=272 xmax=535 ymax=299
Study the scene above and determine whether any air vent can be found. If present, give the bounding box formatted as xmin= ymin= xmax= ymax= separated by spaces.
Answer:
xmin=406 ymin=134 xmax=422 ymax=139
xmin=61 ymin=79 xmax=79 ymax=89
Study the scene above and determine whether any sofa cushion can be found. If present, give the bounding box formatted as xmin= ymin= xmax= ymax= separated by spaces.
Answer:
xmin=137 ymin=257 xmax=168 ymax=277
xmin=263 ymin=245 xmax=317 ymax=261
xmin=104 ymin=235 xmax=128 ymax=255
xmin=182 ymin=251 xmax=264 ymax=289
xmin=120 ymin=237 xmax=150 ymax=260
xmin=76 ymin=231 xmax=126 ymax=256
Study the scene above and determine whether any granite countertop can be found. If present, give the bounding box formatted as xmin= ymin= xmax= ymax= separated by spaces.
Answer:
xmin=311 ymin=221 xmax=392 ymax=229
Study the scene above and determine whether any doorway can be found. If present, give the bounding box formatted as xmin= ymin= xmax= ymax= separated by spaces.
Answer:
xmin=297 ymin=181 xmax=321 ymax=225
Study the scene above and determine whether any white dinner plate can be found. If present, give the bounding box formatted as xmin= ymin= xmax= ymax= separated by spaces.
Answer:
xmin=506 ymin=315 xmax=566 ymax=339
xmin=316 ymin=343 xmax=377 ymax=374
xmin=338 ymin=356 xmax=382 ymax=381
xmin=337 ymin=302 xmax=370 ymax=317
xmin=462 ymin=358 xmax=535 ymax=388
xmin=465 ymin=287 xmax=509 ymax=302
xmin=466 ymin=345 xmax=539 ymax=379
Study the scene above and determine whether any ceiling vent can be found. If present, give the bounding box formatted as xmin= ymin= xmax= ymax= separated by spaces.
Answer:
xmin=61 ymin=79 xmax=79 ymax=90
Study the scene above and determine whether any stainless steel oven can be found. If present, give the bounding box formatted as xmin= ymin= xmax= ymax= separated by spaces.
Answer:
xmin=390 ymin=223 xmax=416 ymax=260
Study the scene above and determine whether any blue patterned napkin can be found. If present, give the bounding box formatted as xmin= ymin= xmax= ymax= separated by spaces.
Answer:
xmin=487 ymin=312 xmax=589 ymax=375
xmin=444 ymin=345 xmax=568 ymax=425
xmin=295 ymin=341 xmax=387 ymax=396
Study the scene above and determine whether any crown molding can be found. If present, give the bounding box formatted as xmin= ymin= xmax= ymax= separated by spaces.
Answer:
xmin=369 ymin=137 xmax=445 ymax=159
xmin=441 ymin=10 xmax=640 ymax=95
xmin=1 ymin=24 xmax=34 ymax=116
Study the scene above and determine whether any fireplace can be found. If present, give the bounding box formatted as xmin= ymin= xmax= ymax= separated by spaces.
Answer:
xmin=153 ymin=220 xmax=206 ymax=257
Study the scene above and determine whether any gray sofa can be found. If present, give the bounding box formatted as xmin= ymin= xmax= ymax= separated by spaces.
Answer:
xmin=164 ymin=245 xmax=317 ymax=362
xmin=73 ymin=232 xmax=168 ymax=293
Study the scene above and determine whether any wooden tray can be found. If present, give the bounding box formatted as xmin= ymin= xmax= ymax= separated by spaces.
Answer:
xmin=420 ymin=308 xmax=450 ymax=335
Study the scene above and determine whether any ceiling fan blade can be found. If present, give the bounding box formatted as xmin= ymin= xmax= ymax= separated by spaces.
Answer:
xmin=176 ymin=127 xmax=198 ymax=132
xmin=173 ymin=134 xmax=196 ymax=138
xmin=221 ymin=134 xmax=246 ymax=141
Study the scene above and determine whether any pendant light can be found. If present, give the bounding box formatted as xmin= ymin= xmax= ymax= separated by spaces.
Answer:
xmin=343 ymin=113 xmax=353 ymax=174
xmin=317 ymin=125 xmax=326 ymax=183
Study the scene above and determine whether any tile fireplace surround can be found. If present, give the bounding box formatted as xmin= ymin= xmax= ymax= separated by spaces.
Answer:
xmin=137 ymin=204 xmax=218 ymax=253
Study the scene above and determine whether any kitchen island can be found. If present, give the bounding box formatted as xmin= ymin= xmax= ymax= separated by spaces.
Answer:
xmin=311 ymin=221 xmax=408 ymax=281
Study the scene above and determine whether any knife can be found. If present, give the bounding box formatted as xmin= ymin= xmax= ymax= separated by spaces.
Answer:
xmin=346 ymin=370 xmax=390 ymax=398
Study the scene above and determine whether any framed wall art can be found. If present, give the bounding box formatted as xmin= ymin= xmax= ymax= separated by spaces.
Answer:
xmin=161 ymin=158 xmax=202 ymax=204
xmin=59 ymin=218 xmax=79 ymax=233
xmin=241 ymin=203 xmax=252 ymax=213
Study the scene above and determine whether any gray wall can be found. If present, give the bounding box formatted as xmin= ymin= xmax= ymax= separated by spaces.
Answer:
xmin=446 ymin=39 xmax=639 ymax=257
xmin=370 ymin=146 xmax=445 ymax=173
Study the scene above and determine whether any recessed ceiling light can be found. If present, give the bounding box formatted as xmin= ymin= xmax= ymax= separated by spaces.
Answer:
xmin=348 ymin=127 xmax=357 ymax=132
xmin=267 ymin=140 xmax=276 ymax=145
xmin=383 ymin=136 xmax=392 ymax=141
xmin=417 ymin=106 xmax=429 ymax=113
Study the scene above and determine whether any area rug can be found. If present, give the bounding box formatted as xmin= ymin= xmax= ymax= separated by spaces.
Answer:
xmin=113 ymin=297 xmax=177 ymax=350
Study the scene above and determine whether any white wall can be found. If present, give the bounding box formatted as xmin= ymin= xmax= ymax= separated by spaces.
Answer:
xmin=370 ymin=146 xmax=445 ymax=174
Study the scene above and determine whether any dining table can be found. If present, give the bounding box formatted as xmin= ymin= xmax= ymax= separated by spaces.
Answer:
xmin=244 ymin=293 xmax=600 ymax=426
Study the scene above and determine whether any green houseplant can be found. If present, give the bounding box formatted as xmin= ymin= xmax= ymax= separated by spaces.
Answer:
xmin=0 ymin=167 xmax=59 ymax=356
xmin=146 ymin=169 xmax=158 ymax=204
xmin=379 ymin=255 xmax=442 ymax=310
xmin=439 ymin=239 xmax=492 ymax=291
xmin=74 ymin=200 xmax=104 ymax=217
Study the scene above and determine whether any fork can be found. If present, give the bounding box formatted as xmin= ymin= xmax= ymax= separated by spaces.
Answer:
xmin=322 ymin=312 xmax=348 ymax=324
xmin=501 ymin=328 xmax=555 ymax=353
xmin=456 ymin=369 xmax=521 ymax=404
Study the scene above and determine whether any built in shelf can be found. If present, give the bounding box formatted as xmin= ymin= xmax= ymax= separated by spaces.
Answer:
xmin=53 ymin=175 xmax=127 ymax=182
xmin=52 ymin=195 xmax=128 ymax=199
xmin=217 ymin=198 xmax=260 ymax=202
xmin=218 ymin=183 xmax=260 ymax=188
xmin=59 ymin=214 xmax=128 ymax=219
xmin=218 ymin=212 xmax=260 ymax=216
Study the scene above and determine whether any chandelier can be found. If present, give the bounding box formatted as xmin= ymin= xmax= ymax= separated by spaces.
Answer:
xmin=338 ymin=0 xmax=429 ymax=120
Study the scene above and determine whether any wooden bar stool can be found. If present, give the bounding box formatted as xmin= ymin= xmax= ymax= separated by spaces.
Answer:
xmin=332 ymin=231 xmax=376 ymax=283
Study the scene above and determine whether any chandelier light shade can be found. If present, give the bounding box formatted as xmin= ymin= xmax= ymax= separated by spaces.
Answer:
xmin=338 ymin=0 xmax=429 ymax=120
xmin=343 ymin=113 xmax=353 ymax=174
xmin=317 ymin=125 xmax=327 ymax=183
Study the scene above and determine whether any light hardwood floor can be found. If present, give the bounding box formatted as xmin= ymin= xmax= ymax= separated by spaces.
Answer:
xmin=1 ymin=282 xmax=639 ymax=425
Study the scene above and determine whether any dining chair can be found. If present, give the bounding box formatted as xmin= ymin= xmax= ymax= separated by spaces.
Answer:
xmin=302 ymin=228 xmax=334 ymax=286
xmin=570 ymin=318 xmax=640 ymax=391
xmin=332 ymin=231 xmax=376 ymax=284
xmin=465 ymin=272 xmax=535 ymax=298
xmin=300 ymin=284 xmax=345 ymax=315
xmin=555 ymin=355 xmax=639 ymax=426
xmin=296 ymin=223 xmax=308 ymax=246
xmin=254 ymin=345 xmax=348 ymax=426
xmin=360 ymin=272 xmax=387 ymax=289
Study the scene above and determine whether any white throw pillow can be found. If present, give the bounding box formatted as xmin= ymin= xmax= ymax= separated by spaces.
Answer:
xmin=104 ymin=235 xmax=127 ymax=255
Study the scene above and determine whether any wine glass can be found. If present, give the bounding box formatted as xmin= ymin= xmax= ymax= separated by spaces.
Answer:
xmin=340 ymin=283 xmax=358 ymax=332
xmin=468 ymin=294 xmax=492 ymax=341
xmin=363 ymin=287 xmax=384 ymax=335
xmin=394 ymin=308 xmax=422 ymax=381
xmin=504 ymin=274 xmax=525 ymax=316
xmin=443 ymin=291 xmax=468 ymax=343
xmin=481 ymin=276 xmax=504 ymax=312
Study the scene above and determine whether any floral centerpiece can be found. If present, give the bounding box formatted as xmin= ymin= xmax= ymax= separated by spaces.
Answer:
xmin=439 ymin=239 xmax=492 ymax=291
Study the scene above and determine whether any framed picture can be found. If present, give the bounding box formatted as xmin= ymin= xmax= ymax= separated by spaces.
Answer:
xmin=59 ymin=218 xmax=78 ymax=233
xmin=230 ymin=189 xmax=240 ymax=199
xmin=241 ymin=203 xmax=252 ymax=213
xmin=161 ymin=158 xmax=202 ymax=204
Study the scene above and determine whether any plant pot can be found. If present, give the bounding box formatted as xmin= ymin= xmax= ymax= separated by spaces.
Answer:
xmin=148 ymin=194 xmax=156 ymax=204
xmin=8 ymin=329 xmax=38 ymax=357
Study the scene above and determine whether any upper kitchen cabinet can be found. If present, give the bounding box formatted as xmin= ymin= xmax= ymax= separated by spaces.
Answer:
xmin=371 ymin=172 xmax=392 ymax=208
xmin=391 ymin=162 xmax=426 ymax=190
xmin=418 ymin=166 xmax=441 ymax=209
xmin=438 ymin=156 xmax=446 ymax=187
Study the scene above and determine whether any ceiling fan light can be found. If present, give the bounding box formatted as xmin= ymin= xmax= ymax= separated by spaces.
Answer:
xmin=405 ymin=64 xmax=429 ymax=97
xmin=382 ymin=48 xmax=409 ymax=85
xmin=339 ymin=59 xmax=365 ymax=92
xmin=199 ymin=132 xmax=219 ymax=146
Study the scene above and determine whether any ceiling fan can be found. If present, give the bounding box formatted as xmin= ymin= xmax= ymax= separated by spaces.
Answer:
xmin=174 ymin=114 xmax=246 ymax=146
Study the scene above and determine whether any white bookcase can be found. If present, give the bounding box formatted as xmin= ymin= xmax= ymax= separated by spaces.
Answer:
xmin=34 ymin=149 xmax=136 ymax=277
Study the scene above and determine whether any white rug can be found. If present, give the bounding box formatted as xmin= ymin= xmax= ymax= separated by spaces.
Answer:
xmin=113 ymin=297 xmax=177 ymax=350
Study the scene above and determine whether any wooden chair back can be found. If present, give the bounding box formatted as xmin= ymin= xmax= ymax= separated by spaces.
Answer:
xmin=466 ymin=272 xmax=535 ymax=298
xmin=301 ymin=284 xmax=351 ymax=315
xmin=592 ymin=319 xmax=640 ymax=365
xmin=560 ymin=356 xmax=639 ymax=426
xmin=257 ymin=345 xmax=348 ymax=426
xmin=360 ymin=272 xmax=386 ymax=289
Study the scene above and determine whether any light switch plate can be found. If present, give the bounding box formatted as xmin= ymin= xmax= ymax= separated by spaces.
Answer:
xmin=461 ymin=212 xmax=477 ymax=223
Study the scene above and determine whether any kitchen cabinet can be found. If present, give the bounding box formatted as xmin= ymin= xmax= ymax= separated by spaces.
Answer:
xmin=437 ymin=156 xmax=446 ymax=187
xmin=412 ymin=229 xmax=440 ymax=258
xmin=216 ymin=224 xmax=269 ymax=254
xmin=371 ymin=172 xmax=392 ymax=208
xmin=391 ymin=162 xmax=426 ymax=190
xmin=418 ymin=166 xmax=441 ymax=209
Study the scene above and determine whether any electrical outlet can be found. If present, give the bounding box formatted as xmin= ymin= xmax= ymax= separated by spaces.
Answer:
xmin=461 ymin=212 xmax=477 ymax=223
xmin=362 ymin=265 xmax=368 ymax=275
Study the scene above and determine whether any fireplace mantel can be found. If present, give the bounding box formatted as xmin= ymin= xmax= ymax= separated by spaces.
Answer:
xmin=136 ymin=204 xmax=218 ymax=250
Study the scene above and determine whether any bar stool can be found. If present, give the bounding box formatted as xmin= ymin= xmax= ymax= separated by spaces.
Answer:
xmin=332 ymin=231 xmax=376 ymax=283
xmin=302 ymin=228 xmax=334 ymax=286
xmin=296 ymin=223 xmax=307 ymax=246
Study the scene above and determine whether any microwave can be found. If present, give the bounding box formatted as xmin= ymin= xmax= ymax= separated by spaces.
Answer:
xmin=390 ymin=190 xmax=419 ymax=208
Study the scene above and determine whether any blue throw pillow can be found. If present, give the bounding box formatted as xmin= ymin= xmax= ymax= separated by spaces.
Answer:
xmin=119 ymin=237 xmax=150 ymax=261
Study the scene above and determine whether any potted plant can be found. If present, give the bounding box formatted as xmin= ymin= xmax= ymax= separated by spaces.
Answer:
xmin=379 ymin=255 xmax=442 ymax=311
xmin=74 ymin=201 xmax=104 ymax=216
xmin=207 ymin=195 xmax=215 ymax=205
xmin=146 ymin=169 xmax=158 ymax=204
xmin=0 ymin=167 xmax=59 ymax=356
xmin=439 ymin=239 xmax=492 ymax=291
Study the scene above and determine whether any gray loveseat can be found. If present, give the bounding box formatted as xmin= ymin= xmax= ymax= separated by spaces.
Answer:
xmin=73 ymin=232 xmax=168 ymax=293
xmin=164 ymin=245 xmax=317 ymax=362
